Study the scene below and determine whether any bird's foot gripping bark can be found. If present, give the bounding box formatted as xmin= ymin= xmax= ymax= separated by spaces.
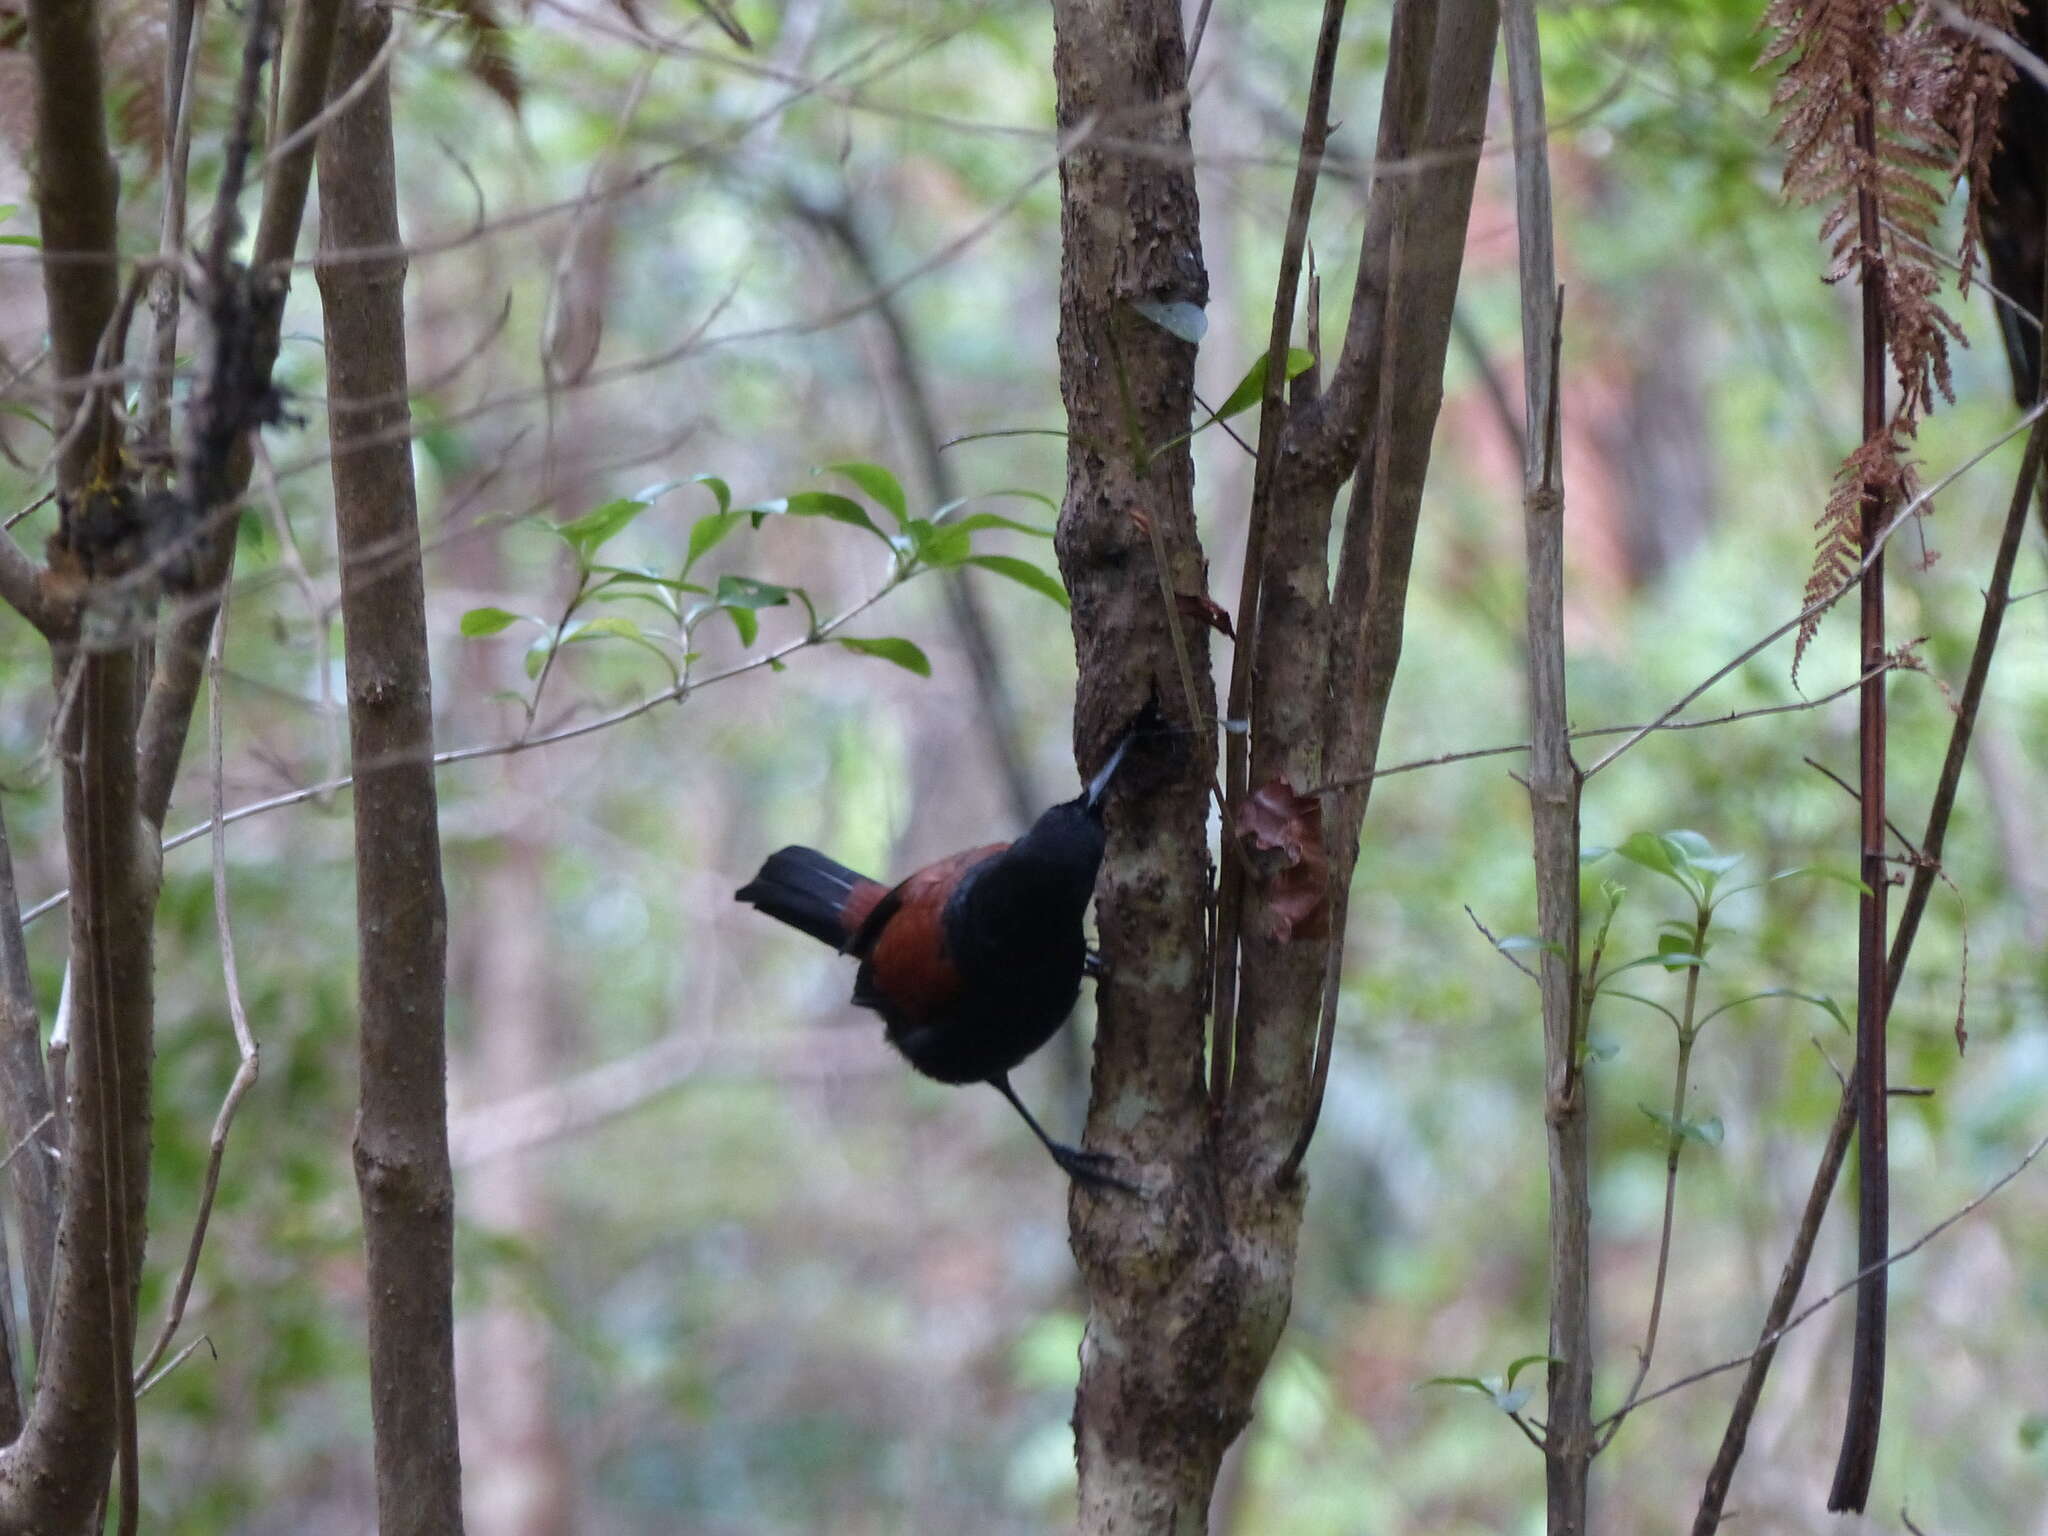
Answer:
xmin=990 ymin=1073 xmax=1139 ymax=1193
xmin=1052 ymin=1142 xmax=1141 ymax=1195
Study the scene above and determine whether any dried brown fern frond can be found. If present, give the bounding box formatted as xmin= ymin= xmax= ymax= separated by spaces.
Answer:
xmin=1929 ymin=0 xmax=2021 ymax=288
xmin=1767 ymin=0 xmax=2018 ymax=672
xmin=1794 ymin=427 xmax=1914 ymax=668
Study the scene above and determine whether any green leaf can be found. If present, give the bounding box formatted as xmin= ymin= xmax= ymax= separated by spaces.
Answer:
xmin=591 ymin=587 xmax=681 ymax=618
xmin=687 ymin=472 xmax=732 ymax=515
xmin=959 ymin=487 xmax=1058 ymax=517
xmin=1698 ymin=987 xmax=1850 ymax=1033
xmin=1602 ymin=953 xmax=1703 ymax=982
xmin=459 ymin=606 xmax=532 ymax=637
xmin=1580 ymin=1035 xmax=1620 ymax=1063
xmin=1503 ymin=1354 xmax=1561 ymax=1390
xmin=2020 ymin=1412 xmax=2048 ymax=1452
xmin=699 ymin=575 xmax=791 ymax=650
xmin=1765 ymin=864 xmax=1873 ymax=897
xmin=745 ymin=491 xmax=885 ymax=540
xmin=590 ymin=564 xmax=696 ymax=589
xmin=523 ymin=634 xmax=553 ymax=678
xmin=562 ymin=616 xmax=643 ymax=644
xmin=1614 ymin=831 xmax=1682 ymax=881
xmin=964 ymin=554 xmax=1069 ymax=608
xmin=1661 ymin=829 xmax=1720 ymax=864
xmin=1602 ymin=990 xmax=1681 ymax=1028
xmin=1641 ymin=1105 xmax=1724 ymax=1148
xmin=825 ymin=462 xmax=908 ymax=526
xmin=685 ymin=509 xmax=746 ymax=574
xmin=560 ymin=616 xmax=681 ymax=683
xmin=937 ymin=510 xmax=1056 ymax=540
xmin=1421 ymin=1372 xmax=1535 ymax=1416
xmin=838 ymin=636 xmax=932 ymax=676
xmin=714 ymin=574 xmax=792 ymax=610
xmin=1656 ymin=932 xmax=1704 ymax=970
xmin=1580 ymin=844 xmax=1614 ymax=864
xmin=557 ymin=496 xmax=652 ymax=561
xmin=0 ymin=401 xmax=52 ymax=434
xmin=1130 ymin=298 xmax=1208 ymax=343
xmin=1215 ymin=348 xmax=1318 ymax=421
xmin=912 ymin=520 xmax=973 ymax=569
xmin=1419 ymin=1375 xmax=1493 ymax=1395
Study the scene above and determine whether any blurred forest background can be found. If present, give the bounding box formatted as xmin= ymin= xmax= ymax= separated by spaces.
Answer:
xmin=3 ymin=0 xmax=2047 ymax=1530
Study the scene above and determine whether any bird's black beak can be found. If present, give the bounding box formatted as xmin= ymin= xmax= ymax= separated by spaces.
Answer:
xmin=1083 ymin=730 xmax=1134 ymax=811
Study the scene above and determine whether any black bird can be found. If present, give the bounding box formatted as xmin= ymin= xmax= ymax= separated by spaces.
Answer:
xmin=735 ymin=728 xmax=1137 ymax=1190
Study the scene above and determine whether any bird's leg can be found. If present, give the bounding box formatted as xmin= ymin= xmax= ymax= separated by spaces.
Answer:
xmin=1084 ymin=949 xmax=1107 ymax=981
xmin=988 ymin=1074 xmax=1137 ymax=1193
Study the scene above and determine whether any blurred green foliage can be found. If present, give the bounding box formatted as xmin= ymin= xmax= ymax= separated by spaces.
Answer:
xmin=2 ymin=0 xmax=2047 ymax=1529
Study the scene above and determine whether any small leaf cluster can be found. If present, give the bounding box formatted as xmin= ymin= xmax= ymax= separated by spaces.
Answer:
xmin=1423 ymin=1353 xmax=1561 ymax=1418
xmin=459 ymin=462 xmax=1064 ymax=696
xmin=1574 ymin=830 xmax=1861 ymax=1141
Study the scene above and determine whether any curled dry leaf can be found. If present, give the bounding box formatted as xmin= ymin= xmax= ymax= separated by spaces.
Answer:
xmin=1128 ymin=507 xmax=1153 ymax=537
xmin=1234 ymin=778 xmax=1329 ymax=942
xmin=1176 ymin=591 xmax=1235 ymax=640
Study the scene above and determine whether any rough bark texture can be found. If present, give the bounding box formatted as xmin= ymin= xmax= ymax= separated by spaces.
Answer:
xmin=1050 ymin=0 xmax=1498 ymax=1526
xmin=24 ymin=0 xmax=121 ymax=491
xmin=0 ymin=0 xmax=162 ymax=1521
xmin=0 ymin=648 xmax=158 ymax=1530
xmin=317 ymin=5 xmax=466 ymax=1529
xmin=1050 ymin=4 xmax=1256 ymax=1528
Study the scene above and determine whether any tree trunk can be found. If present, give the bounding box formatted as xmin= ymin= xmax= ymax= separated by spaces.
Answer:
xmin=1050 ymin=3 xmax=1292 ymax=1528
xmin=1049 ymin=0 xmax=1498 ymax=1527
xmin=317 ymin=4 xmax=466 ymax=1528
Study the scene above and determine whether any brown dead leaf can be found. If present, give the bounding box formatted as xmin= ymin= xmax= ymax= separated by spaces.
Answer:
xmin=1176 ymin=591 xmax=1235 ymax=640
xmin=445 ymin=0 xmax=522 ymax=116
xmin=1234 ymin=778 xmax=1329 ymax=942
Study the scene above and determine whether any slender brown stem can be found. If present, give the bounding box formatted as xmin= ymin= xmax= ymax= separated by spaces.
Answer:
xmin=1213 ymin=0 xmax=1348 ymax=1104
xmin=134 ymin=599 xmax=260 ymax=1388
xmin=1599 ymin=912 xmax=1705 ymax=1451
xmin=1829 ymin=97 xmax=1892 ymax=1517
xmin=135 ymin=0 xmax=344 ymax=830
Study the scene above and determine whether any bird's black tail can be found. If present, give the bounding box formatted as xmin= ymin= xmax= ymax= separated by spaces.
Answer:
xmin=735 ymin=846 xmax=870 ymax=948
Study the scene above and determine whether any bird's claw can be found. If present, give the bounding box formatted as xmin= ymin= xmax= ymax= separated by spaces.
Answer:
xmin=1057 ymin=1145 xmax=1140 ymax=1195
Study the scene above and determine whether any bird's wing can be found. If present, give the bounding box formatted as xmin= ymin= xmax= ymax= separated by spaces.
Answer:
xmin=849 ymin=843 xmax=1007 ymax=1021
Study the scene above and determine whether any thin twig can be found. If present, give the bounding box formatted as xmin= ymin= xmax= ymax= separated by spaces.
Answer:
xmin=1624 ymin=1117 xmax=2048 ymax=1426
xmin=1313 ymin=660 xmax=1897 ymax=795
xmin=133 ymin=598 xmax=259 ymax=1388
xmin=134 ymin=1335 xmax=213 ymax=1400
xmin=1598 ymin=910 xmax=1706 ymax=1451
xmin=1585 ymin=396 xmax=2048 ymax=780
xmin=17 ymin=651 xmax=1911 ymax=935
xmin=1696 ymin=403 xmax=2048 ymax=1533
xmin=1212 ymin=0 xmax=1349 ymax=1102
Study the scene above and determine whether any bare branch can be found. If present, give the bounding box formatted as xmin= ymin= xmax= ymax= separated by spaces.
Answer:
xmin=133 ymin=599 xmax=259 ymax=1388
xmin=1629 ymin=1115 xmax=2048 ymax=1426
xmin=135 ymin=0 xmax=346 ymax=831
